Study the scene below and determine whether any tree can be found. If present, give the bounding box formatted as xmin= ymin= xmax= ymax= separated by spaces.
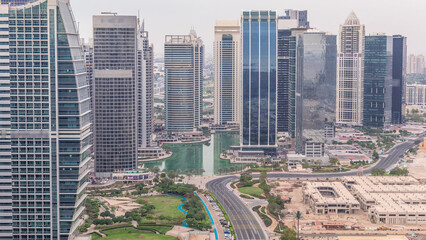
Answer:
xmin=371 ymin=168 xmax=386 ymax=176
xmin=389 ymin=167 xmax=409 ymax=176
xmin=281 ymin=228 xmax=297 ymax=240
xmin=167 ymin=170 xmax=176 ymax=181
xmin=329 ymin=158 xmax=339 ymax=166
xmin=218 ymin=168 xmax=223 ymax=175
xmin=295 ymin=211 xmax=302 ymax=240
xmin=373 ymin=151 xmax=379 ymax=161
xmin=152 ymin=166 xmax=160 ymax=176
xmin=198 ymin=169 xmax=205 ymax=175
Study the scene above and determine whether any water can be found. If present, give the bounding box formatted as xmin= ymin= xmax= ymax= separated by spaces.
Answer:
xmin=144 ymin=131 xmax=245 ymax=175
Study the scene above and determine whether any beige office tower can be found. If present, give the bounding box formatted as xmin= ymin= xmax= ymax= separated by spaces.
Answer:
xmin=336 ymin=11 xmax=365 ymax=126
xmin=213 ymin=20 xmax=241 ymax=125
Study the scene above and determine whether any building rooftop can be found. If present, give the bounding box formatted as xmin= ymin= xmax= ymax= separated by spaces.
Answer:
xmin=344 ymin=11 xmax=360 ymax=25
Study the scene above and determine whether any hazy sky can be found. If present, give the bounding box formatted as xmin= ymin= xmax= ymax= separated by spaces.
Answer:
xmin=71 ymin=0 xmax=425 ymax=57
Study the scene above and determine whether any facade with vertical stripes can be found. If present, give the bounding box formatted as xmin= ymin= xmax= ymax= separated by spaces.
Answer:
xmin=241 ymin=10 xmax=277 ymax=151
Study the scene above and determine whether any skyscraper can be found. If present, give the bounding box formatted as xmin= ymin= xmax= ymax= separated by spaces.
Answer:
xmin=280 ymin=9 xmax=310 ymax=28
xmin=1 ymin=1 xmax=91 ymax=239
xmin=214 ymin=20 xmax=240 ymax=126
xmin=302 ymin=30 xmax=337 ymax=130
xmin=276 ymin=28 xmax=295 ymax=134
xmin=391 ymin=35 xmax=407 ymax=124
xmin=164 ymin=30 xmax=203 ymax=133
xmin=336 ymin=11 xmax=365 ymax=126
xmin=276 ymin=10 xmax=309 ymax=134
xmin=363 ymin=34 xmax=393 ymax=127
xmin=241 ymin=10 xmax=277 ymax=151
xmin=0 ymin=4 xmax=12 ymax=239
xmin=93 ymin=15 xmax=138 ymax=176
xmin=137 ymin=21 xmax=153 ymax=148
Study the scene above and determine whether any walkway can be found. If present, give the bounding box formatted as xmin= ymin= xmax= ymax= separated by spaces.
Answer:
xmin=195 ymin=192 xmax=220 ymax=240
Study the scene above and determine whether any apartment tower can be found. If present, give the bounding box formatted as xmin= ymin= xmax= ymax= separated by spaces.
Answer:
xmin=164 ymin=30 xmax=203 ymax=133
xmin=336 ymin=11 xmax=365 ymax=126
xmin=0 ymin=0 xmax=92 ymax=239
xmin=137 ymin=21 xmax=153 ymax=148
xmin=93 ymin=15 xmax=138 ymax=176
xmin=213 ymin=20 xmax=240 ymax=126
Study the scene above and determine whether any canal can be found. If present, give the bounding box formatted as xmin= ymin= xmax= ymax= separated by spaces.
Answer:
xmin=143 ymin=131 xmax=245 ymax=175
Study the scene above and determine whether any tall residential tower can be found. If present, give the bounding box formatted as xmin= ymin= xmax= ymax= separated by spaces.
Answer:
xmin=336 ymin=11 xmax=365 ymax=126
xmin=138 ymin=21 xmax=154 ymax=148
xmin=93 ymin=15 xmax=138 ymax=176
xmin=214 ymin=20 xmax=240 ymax=126
xmin=0 ymin=0 xmax=92 ymax=239
xmin=164 ymin=30 xmax=203 ymax=133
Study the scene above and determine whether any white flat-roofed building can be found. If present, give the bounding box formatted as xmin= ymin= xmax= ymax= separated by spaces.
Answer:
xmin=303 ymin=181 xmax=360 ymax=214
xmin=342 ymin=176 xmax=426 ymax=225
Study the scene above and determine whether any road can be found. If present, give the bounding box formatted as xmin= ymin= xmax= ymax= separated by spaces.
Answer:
xmin=206 ymin=177 xmax=268 ymax=240
xmin=206 ymin=134 xmax=425 ymax=240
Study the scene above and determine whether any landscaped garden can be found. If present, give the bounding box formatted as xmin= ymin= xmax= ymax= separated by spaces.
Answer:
xmin=92 ymin=227 xmax=176 ymax=240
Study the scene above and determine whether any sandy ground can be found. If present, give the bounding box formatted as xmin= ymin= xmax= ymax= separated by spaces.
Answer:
xmin=184 ymin=174 xmax=230 ymax=189
xmin=101 ymin=197 xmax=141 ymax=216
xmin=408 ymin=149 xmax=426 ymax=180
xmin=166 ymin=226 xmax=214 ymax=240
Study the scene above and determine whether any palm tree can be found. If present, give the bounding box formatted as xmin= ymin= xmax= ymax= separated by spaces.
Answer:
xmin=191 ymin=169 xmax=197 ymax=176
xmin=198 ymin=169 xmax=205 ymax=175
xmin=185 ymin=170 xmax=192 ymax=182
xmin=295 ymin=211 xmax=302 ymax=240
xmin=218 ymin=168 xmax=223 ymax=175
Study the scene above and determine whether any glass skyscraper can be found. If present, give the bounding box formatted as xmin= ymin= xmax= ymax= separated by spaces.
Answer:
xmin=0 ymin=0 xmax=91 ymax=239
xmin=391 ymin=35 xmax=406 ymax=124
xmin=363 ymin=35 xmax=393 ymax=127
xmin=241 ymin=10 xmax=277 ymax=149
xmin=302 ymin=31 xmax=337 ymax=130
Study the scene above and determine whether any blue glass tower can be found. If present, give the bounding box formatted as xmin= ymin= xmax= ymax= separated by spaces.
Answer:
xmin=241 ymin=10 xmax=277 ymax=150
xmin=363 ymin=35 xmax=393 ymax=127
xmin=391 ymin=35 xmax=406 ymax=124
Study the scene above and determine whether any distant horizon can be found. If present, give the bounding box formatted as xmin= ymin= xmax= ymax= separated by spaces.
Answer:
xmin=71 ymin=0 xmax=426 ymax=57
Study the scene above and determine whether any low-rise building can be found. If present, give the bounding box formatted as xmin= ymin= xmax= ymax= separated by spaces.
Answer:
xmin=303 ymin=182 xmax=360 ymax=214
xmin=342 ymin=176 xmax=426 ymax=225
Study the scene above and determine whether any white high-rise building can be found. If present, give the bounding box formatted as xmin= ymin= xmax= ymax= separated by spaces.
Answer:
xmin=213 ymin=20 xmax=240 ymax=126
xmin=137 ymin=21 xmax=153 ymax=148
xmin=336 ymin=11 xmax=365 ymax=126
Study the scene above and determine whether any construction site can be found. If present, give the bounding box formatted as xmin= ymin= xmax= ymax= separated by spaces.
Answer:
xmin=270 ymin=176 xmax=426 ymax=235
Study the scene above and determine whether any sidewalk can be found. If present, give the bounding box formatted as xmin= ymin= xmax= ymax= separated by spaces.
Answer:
xmin=198 ymin=193 xmax=225 ymax=240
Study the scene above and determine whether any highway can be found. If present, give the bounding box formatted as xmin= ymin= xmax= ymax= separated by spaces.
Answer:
xmin=206 ymin=134 xmax=425 ymax=240
xmin=206 ymin=176 xmax=268 ymax=240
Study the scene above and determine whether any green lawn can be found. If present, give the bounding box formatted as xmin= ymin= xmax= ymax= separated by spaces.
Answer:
xmin=238 ymin=186 xmax=263 ymax=195
xmin=143 ymin=195 xmax=186 ymax=219
xmin=92 ymin=227 xmax=176 ymax=240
